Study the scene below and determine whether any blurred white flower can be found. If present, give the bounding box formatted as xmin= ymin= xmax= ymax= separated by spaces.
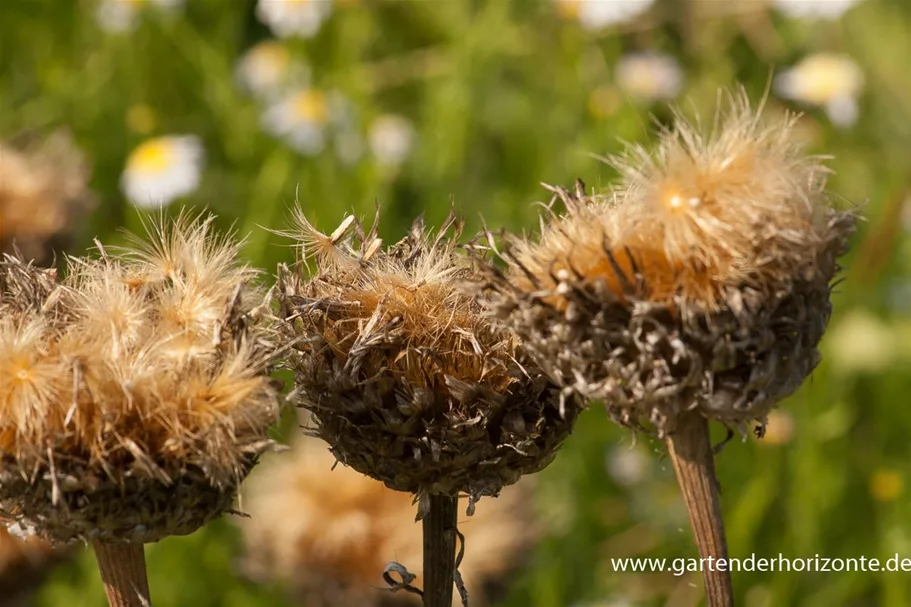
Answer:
xmin=615 ymin=52 xmax=683 ymax=103
xmin=775 ymin=53 xmax=864 ymax=127
xmin=334 ymin=129 xmax=365 ymax=166
xmin=556 ymin=0 xmax=654 ymax=30
xmin=825 ymin=309 xmax=896 ymax=373
xmin=121 ymin=135 xmax=204 ymax=208
xmin=605 ymin=445 xmax=650 ymax=487
xmin=262 ymin=88 xmax=330 ymax=155
xmin=773 ymin=0 xmax=865 ymax=21
xmin=96 ymin=0 xmax=184 ymax=33
xmin=255 ymin=0 xmax=333 ymax=39
xmin=236 ymin=41 xmax=308 ymax=99
xmin=368 ymin=114 xmax=415 ymax=168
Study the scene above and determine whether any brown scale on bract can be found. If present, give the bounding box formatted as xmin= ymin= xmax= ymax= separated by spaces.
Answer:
xmin=0 ymin=214 xmax=280 ymax=544
xmin=0 ymin=131 xmax=95 ymax=264
xmin=476 ymin=91 xmax=856 ymax=436
xmin=0 ymin=526 xmax=73 ymax=606
xmin=276 ymin=209 xmax=578 ymax=509
xmin=237 ymin=435 xmax=537 ymax=607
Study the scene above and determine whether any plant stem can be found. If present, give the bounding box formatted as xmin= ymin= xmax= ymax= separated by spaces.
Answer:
xmin=422 ymin=494 xmax=458 ymax=607
xmin=92 ymin=541 xmax=151 ymax=607
xmin=666 ymin=410 xmax=734 ymax=607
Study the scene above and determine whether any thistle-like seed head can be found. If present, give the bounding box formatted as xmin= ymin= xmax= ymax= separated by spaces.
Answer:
xmin=0 ymin=526 xmax=71 ymax=605
xmin=0 ymin=214 xmax=281 ymax=544
xmin=237 ymin=435 xmax=537 ymax=607
xmin=276 ymin=210 xmax=578 ymax=505
xmin=0 ymin=132 xmax=95 ymax=264
xmin=476 ymin=91 xmax=856 ymax=436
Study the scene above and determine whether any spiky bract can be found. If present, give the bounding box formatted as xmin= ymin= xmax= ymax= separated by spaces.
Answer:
xmin=0 ymin=215 xmax=280 ymax=543
xmin=476 ymin=92 xmax=856 ymax=436
xmin=238 ymin=435 xmax=537 ymax=607
xmin=276 ymin=210 xmax=577 ymax=505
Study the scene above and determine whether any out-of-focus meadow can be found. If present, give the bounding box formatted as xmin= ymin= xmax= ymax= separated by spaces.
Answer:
xmin=1 ymin=0 xmax=910 ymax=606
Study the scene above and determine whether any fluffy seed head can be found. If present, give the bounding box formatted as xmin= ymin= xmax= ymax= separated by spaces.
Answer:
xmin=0 ymin=214 xmax=281 ymax=544
xmin=276 ymin=210 xmax=578 ymax=506
xmin=0 ymin=132 xmax=95 ymax=264
xmin=0 ymin=526 xmax=72 ymax=604
xmin=237 ymin=435 xmax=537 ymax=607
xmin=477 ymin=91 xmax=856 ymax=436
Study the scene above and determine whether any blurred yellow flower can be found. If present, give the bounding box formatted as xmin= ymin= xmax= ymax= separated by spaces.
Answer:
xmin=824 ymin=309 xmax=896 ymax=373
xmin=235 ymin=41 xmax=306 ymax=99
xmin=774 ymin=53 xmax=864 ymax=127
xmin=126 ymin=104 xmax=156 ymax=134
xmin=556 ymin=0 xmax=654 ymax=30
xmin=614 ymin=52 xmax=683 ymax=103
xmin=255 ymin=0 xmax=332 ymax=39
xmin=121 ymin=135 xmax=204 ymax=208
xmin=95 ymin=0 xmax=184 ymax=33
xmin=870 ymin=469 xmax=905 ymax=503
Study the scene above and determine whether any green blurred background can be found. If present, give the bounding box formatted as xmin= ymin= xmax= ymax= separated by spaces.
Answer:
xmin=1 ymin=0 xmax=910 ymax=606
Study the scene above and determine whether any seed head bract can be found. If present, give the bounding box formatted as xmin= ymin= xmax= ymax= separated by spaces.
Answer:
xmin=276 ymin=209 xmax=579 ymax=510
xmin=475 ymin=91 xmax=856 ymax=436
xmin=0 ymin=213 xmax=281 ymax=544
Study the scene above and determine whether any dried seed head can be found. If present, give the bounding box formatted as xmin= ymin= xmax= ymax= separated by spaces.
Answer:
xmin=276 ymin=211 xmax=578 ymax=504
xmin=477 ymin=91 xmax=856 ymax=436
xmin=0 ymin=132 xmax=95 ymax=264
xmin=0 ymin=526 xmax=71 ymax=604
xmin=0 ymin=213 xmax=281 ymax=544
xmin=237 ymin=435 xmax=537 ymax=607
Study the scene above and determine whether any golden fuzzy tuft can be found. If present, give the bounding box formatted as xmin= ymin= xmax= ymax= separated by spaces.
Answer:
xmin=0 ymin=214 xmax=280 ymax=544
xmin=237 ymin=435 xmax=537 ymax=607
xmin=276 ymin=210 xmax=578 ymax=504
xmin=508 ymin=92 xmax=841 ymax=309
xmin=476 ymin=91 xmax=856 ymax=435
xmin=0 ymin=526 xmax=73 ymax=605
xmin=0 ymin=131 xmax=95 ymax=264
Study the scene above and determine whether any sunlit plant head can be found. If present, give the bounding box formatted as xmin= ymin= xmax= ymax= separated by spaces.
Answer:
xmin=0 ymin=213 xmax=281 ymax=544
xmin=275 ymin=208 xmax=580 ymax=513
xmin=475 ymin=90 xmax=857 ymax=436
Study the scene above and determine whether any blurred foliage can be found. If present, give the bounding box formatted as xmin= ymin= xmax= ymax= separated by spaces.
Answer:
xmin=2 ymin=0 xmax=910 ymax=606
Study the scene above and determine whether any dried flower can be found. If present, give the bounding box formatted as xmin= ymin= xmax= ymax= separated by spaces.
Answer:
xmin=0 ymin=131 xmax=94 ymax=264
xmin=238 ymin=434 xmax=537 ymax=606
xmin=0 ymin=213 xmax=280 ymax=544
xmin=0 ymin=527 xmax=72 ymax=606
xmin=478 ymin=91 xmax=855 ymax=436
xmin=275 ymin=210 xmax=578 ymax=509
xmin=474 ymin=90 xmax=855 ymax=605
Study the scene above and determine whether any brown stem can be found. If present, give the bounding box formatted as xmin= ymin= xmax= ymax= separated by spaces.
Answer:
xmin=422 ymin=494 xmax=458 ymax=607
xmin=92 ymin=541 xmax=151 ymax=607
xmin=666 ymin=410 xmax=734 ymax=607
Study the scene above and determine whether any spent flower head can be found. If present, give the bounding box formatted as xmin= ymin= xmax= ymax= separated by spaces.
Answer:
xmin=238 ymin=434 xmax=537 ymax=606
xmin=0 ymin=213 xmax=280 ymax=543
xmin=475 ymin=90 xmax=856 ymax=436
xmin=0 ymin=131 xmax=95 ymax=264
xmin=275 ymin=209 xmax=579 ymax=510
